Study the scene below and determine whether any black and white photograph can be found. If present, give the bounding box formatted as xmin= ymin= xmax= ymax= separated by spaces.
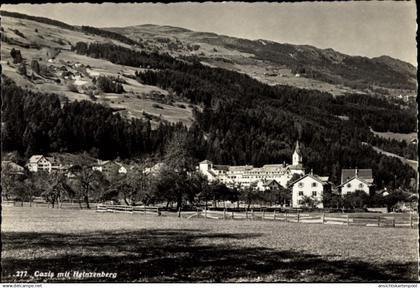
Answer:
xmin=0 ymin=1 xmax=418 ymax=285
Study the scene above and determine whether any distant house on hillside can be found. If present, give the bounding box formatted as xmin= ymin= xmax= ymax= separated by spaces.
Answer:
xmin=289 ymin=171 xmax=331 ymax=208
xmin=92 ymin=160 xmax=127 ymax=175
xmin=26 ymin=155 xmax=64 ymax=173
xmin=338 ymin=168 xmax=374 ymax=195
xmin=1 ymin=161 xmax=24 ymax=175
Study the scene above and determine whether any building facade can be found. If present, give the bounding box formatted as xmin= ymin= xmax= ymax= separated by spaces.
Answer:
xmin=198 ymin=142 xmax=305 ymax=188
xmin=26 ymin=155 xmax=64 ymax=173
xmin=338 ymin=168 xmax=374 ymax=195
xmin=289 ymin=172 xmax=330 ymax=208
xmin=92 ymin=160 xmax=127 ymax=176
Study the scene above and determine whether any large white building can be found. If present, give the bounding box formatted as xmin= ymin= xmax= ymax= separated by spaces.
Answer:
xmin=198 ymin=141 xmax=305 ymax=188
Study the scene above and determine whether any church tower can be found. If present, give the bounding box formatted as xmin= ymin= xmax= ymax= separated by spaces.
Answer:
xmin=292 ymin=141 xmax=303 ymax=166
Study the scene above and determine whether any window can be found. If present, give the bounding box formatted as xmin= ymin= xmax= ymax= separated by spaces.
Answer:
xmin=298 ymin=191 xmax=303 ymax=196
xmin=298 ymin=182 xmax=304 ymax=188
xmin=312 ymin=182 xmax=317 ymax=187
xmin=298 ymin=200 xmax=303 ymax=205
xmin=359 ymin=183 xmax=364 ymax=188
xmin=347 ymin=183 xmax=352 ymax=188
xmin=312 ymin=191 xmax=317 ymax=197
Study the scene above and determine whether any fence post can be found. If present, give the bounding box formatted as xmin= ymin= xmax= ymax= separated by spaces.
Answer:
xmin=246 ymin=209 xmax=248 ymax=219
xmin=377 ymin=216 xmax=381 ymax=227
xmin=144 ymin=205 xmax=146 ymax=216
xmin=410 ymin=214 xmax=413 ymax=228
xmin=205 ymin=209 xmax=207 ymax=219
xmin=322 ymin=212 xmax=325 ymax=224
xmin=347 ymin=214 xmax=350 ymax=226
xmin=178 ymin=207 xmax=181 ymax=218
xmin=251 ymin=209 xmax=254 ymax=220
xmin=285 ymin=212 xmax=288 ymax=222
xmin=157 ymin=207 xmax=161 ymax=216
xmin=392 ymin=217 xmax=395 ymax=228
xmin=273 ymin=210 xmax=277 ymax=220
xmin=297 ymin=211 xmax=300 ymax=223
xmin=262 ymin=209 xmax=265 ymax=220
xmin=223 ymin=208 xmax=226 ymax=220
xmin=232 ymin=210 xmax=234 ymax=219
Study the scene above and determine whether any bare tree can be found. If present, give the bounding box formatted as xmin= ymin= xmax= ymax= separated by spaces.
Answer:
xmin=71 ymin=164 xmax=105 ymax=209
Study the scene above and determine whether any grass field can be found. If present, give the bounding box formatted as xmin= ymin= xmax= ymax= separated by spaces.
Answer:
xmin=371 ymin=128 xmax=417 ymax=144
xmin=1 ymin=206 xmax=418 ymax=282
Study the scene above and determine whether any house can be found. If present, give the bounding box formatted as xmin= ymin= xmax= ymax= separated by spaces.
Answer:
xmin=198 ymin=141 xmax=305 ymax=188
xmin=289 ymin=170 xmax=330 ymax=208
xmin=26 ymin=155 xmax=63 ymax=173
xmin=256 ymin=179 xmax=282 ymax=191
xmin=92 ymin=160 xmax=127 ymax=175
xmin=1 ymin=161 xmax=25 ymax=175
xmin=338 ymin=168 xmax=374 ymax=195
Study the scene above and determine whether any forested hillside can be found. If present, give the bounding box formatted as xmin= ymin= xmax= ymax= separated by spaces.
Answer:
xmin=1 ymin=12 xmax=417 ymax=190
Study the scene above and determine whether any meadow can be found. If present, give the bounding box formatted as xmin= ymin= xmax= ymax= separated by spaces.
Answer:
xmin=1 ymin=206 xmax=418 ymax=282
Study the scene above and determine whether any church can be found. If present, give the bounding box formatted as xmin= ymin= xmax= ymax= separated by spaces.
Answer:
xmin=198 ymin=141 xmax=305 ymax=188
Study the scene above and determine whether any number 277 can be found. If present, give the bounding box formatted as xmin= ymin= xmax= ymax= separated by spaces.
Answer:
xmin=16 ymin=271 xmax=28 ymax=277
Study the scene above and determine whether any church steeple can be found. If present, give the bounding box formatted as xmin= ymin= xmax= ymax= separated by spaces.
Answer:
xmin=292 ymin=141 xmax=303 ymax=166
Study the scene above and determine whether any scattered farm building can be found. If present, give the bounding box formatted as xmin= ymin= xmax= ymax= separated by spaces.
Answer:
xmin=338 ymin=168 xmax=374 ymax=195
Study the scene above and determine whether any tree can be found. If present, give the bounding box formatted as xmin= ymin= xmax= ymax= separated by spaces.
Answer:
xmin=31 ymin=59 xmax=40 ymax=74
xmin=1 ymin=165 xmax=18 ymax=200
xmin=17 ymin=63 xmax=27 ymax=76
xmin=383 ymin=188 xmax=413 ymax=212
xmin=70 ymin=164 xmax=105 ymax=209
xmin=32 ymin=172 xmax=73 ymax=208
xmin=10 ymin=48 xmax=23 ymax=63
xmin=322 ymin=191 xmax=343 ymax=209
xmin=239 ymin=182 xmax=261 ymax=209
xmin=154 ymin=131 xmax=197 ymax=210
xmin=163 ymin=131 xmax=195 ymax=174
xmin=300 ymin=195 xmax=320 ymax=209
xmin=109 ymin=163 xmax=152 ymax=205
xmin=342 ymin=190 xmax=370 ymax=210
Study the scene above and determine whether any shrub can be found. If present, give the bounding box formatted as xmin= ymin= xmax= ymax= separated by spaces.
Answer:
xmin=152 ymin=103 xmax=164 ymax=109
xmin=96 ymin=75 xmax=124 ymax=93
xmin=13 ymin=29 xmax=25 ymax=38
xmin=67 ymin=82 xmax=79 ymax=93
xmin=31 ymin=60 xmax=40 ymax=74
xmin=10 ymin=48 xmax=23 ymax=64
xmin=17 ymin=63 xmax=27 ymax=76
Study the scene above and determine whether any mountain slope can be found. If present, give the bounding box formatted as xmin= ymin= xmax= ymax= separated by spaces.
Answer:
xmin=108 ymin=24 xmax=417 ymax=96
xmin=0 ymin=12 xmax=195 ymax=127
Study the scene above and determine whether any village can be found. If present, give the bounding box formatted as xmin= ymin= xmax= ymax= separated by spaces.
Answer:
xmin=1 ymin=141 xmax=415 ymax=212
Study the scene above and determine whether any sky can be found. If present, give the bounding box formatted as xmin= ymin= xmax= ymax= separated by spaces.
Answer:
xmin=1 ymin=2 xmax=417 ymax=65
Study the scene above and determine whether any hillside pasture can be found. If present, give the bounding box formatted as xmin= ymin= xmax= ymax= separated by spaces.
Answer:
xmin=1 ymin=15 xmax=194 ymax=127
xmin=1 ymin=206 xmax=418 ymax=282
xmin=371 ymin=129 xmax=417 ymax=144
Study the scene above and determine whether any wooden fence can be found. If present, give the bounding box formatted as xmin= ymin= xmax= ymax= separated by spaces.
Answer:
xmin=96 ymin=204 xmax=161 ymax=216
xmin=6 ymin=202 xmax=417 ymax=229
xmin=2 ymin=201 xmax=97 ymax=209
xmin=185 ymin=209 xmax=418 ymax=229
